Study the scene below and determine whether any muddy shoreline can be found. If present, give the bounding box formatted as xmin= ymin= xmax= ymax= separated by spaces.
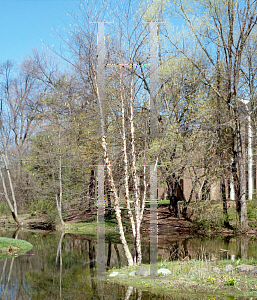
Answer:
xmin=0 ymin=206 xmax=257 ymax=238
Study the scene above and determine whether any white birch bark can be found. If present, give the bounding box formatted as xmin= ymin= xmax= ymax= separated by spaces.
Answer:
xmin=95 ymin=72 xmax=134 ymax=266
xmin=57 ymin=131 xmax=65 ymax=226
xmin=102 ymin=135 xmax=134 ymax=266
xmin=56 ymin=232 xmax=65 ymax=300
xmin=128 ymin=74 xmax=142 ymax=265
xmin=139 ymin=155 xmax=147 ymax=224
xmin=120 ymin=68 xmax=136 ymax=238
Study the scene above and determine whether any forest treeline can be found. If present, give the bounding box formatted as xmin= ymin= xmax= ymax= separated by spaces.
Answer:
xmin=0 ymin=0 xmax=256 ymax=261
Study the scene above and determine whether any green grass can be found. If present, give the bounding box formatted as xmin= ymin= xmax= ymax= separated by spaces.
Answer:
xmin=65 ymin=221 xmax=133 ymax=242
xmin=0 ymin=237 xmax=33 ymax=259
xmin=65 ymin=212 xmax=134 ymax=242
xmin=105 ymin=259 xmax=257 ymax=299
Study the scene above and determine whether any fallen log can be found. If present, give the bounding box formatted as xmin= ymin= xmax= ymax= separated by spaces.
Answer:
xmin=28 ymin=221 xmax=55 ymax=230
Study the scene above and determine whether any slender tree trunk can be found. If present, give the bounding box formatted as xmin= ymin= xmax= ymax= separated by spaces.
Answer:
xmin=0 ymin=122 xmax=20 ymax=225
xmin=120 ymin=68 xmax=136 ymax=237
xmin=52 ymin=136 xmax=65 ymax=227
xmin=129 ymin=74 xmax=142 ymax=265
xmin=252 ymin=128 xmax=256 ymax=199
xmin=221 ymin=175 xmax=230 ymax=228
xmin=114 ymin=244 xmax=121 ymax=268
xmin=88 ymin=168 xmax=95 ymax=211
xmin=95 ymin=31 xmax=134 ymax=265
xmin=56 ymin=232 xmax=64 ymax=300
xmin=216 ymin=34 xmax=231 ymax=229
xmin=240 ymin=236 xmax=249 ymax=260
xmin=1 ymin=257 xmax=15 ymax=300
xmin=0 ymin=164 xmax=20 ymax=225
xmin=236 ymin=115 xmax=248 ymax=230
xmin=2 ymin=156 xmax=17 ymax=216
xmin=107 ymin=240 xmax=112 ymax=268
xmin=97 ymin=73 xmax=134 ymax=265
xmin=232 ymin=150 xmax=241 ymax=220
xmin=57 ymin=149 xmax=65 ymax=226
xmin=102 ymin=136 xmax=134 ymax=265
xmin=106 ymin=177 xmax=112 ymax=217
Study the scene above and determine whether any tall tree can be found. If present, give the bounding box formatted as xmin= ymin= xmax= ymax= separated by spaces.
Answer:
xmin=0 ymin=60 xmax=40 ymax=224
xmin=163 ymin=0 xmax=257 ymax=230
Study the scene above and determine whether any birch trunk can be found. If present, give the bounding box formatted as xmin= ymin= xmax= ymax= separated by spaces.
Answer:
xmin=96 ymin=73 xmax=134 ymax=266
xmin=56 ymin=232 xmax=65 ymax=300
xmin=102 ymin=136 xmax=134 ymax=266
xmin=120 ymin=68 xmax=136 ymax=238
xmin=129 ymin=75 xmax=142 ymax=265
xmin=57 ymin=132 xmax=65 ymax=226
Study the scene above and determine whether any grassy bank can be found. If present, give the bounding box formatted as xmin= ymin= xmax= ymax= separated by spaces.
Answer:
xmin=106 ymin=259 xmax=257 ymax=299
xmin=64 ymin=213 xmax=134 ymax=242
xmin=0 ymin=237 xmax=33 ymax=259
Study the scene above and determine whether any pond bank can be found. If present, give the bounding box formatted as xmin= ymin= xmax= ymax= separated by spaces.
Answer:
xmin=1 ymin=206 xmax=257 ymax=238
xmin=0 ymin=237 xmax=33 ymax=259
xmin=106 ymin=260 xmax=257 ymax=299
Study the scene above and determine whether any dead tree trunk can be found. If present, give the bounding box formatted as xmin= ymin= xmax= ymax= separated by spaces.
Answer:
xmin=0 ymin=157 xmax=21 ymax=226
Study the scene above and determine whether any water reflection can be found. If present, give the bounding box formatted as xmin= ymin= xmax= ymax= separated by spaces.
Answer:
xmin=158 ymin=235 xmax=257 ymax=262
xmin=0 ymin=228 xmax=20 ymax=300
xmin=55 ymin=232 xmax=64 ymax=300
xmin=0 ymin=229 xmax=256 ymax=299
xmin=0 ymin=230 xmax=138 ymax=299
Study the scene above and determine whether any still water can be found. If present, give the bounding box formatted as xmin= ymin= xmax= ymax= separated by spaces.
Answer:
xmin=0 ymin=229 xmax=256 ymax=299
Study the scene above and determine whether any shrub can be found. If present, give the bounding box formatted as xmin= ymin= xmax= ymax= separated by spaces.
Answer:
xmin=225 ymin=277 xmax=236 ymax=286
xmin=247 ymin=200 xmax=257 ymax=227
xmin=0 ymin=202 xmax=9 ymax=216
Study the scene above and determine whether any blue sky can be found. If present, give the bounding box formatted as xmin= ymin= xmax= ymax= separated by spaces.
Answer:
xmin=0 ymin=0 xmax=80 ymax=63
xmin=0 ymin=0 xmax=184 ymax=65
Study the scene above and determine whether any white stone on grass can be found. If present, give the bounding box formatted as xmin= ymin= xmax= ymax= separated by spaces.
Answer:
xmin=136 ymin=267 xmax=150 ymax=276
xmin=129 ymin=271 xmax=136 ymax=277
xmin=250 ymin=269 xmax=257 ymax=274
xmin=224 ymin=264 xmax=233 ymax=272
xmin=109 ymin=271 xmax=119 ymax=277
xmin=236 ymin=264 xmax=256 ymax=272
xmin=156 ymin=268 xmax=172 ymax=276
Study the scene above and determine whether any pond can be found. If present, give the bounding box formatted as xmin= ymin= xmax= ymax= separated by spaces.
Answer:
xmin=0 ymin=229 xmax=256 ymax=299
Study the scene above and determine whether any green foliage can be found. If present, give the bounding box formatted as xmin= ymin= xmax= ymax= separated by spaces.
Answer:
xmin=29 ymin=198 xmax=55 ymax=215
xmin=45 ymin=210 xmax=59 ymax=223
xmin=225 ymin=277 xmax=236 ymax=286
xmin=191 ymin=201 xmax=225 ymax=231
xmin=206 ymin=277 xmax=216 ymax=283
xmin=247 ymin=200 xmax=257 ymax=227
xmin=0 ymin=202 xmax=9 ymax=216
xmin=80 ymin=215 xmax=97 ymax=223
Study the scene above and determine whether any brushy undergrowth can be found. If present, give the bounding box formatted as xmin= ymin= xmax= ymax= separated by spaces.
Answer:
xmin=248 ymin=200 xmax=257 ymax=227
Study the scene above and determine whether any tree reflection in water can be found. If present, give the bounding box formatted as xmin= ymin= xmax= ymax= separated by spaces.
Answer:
xmin=55 ymin=232 xmax=64 ymax=300
xmin=0 ymin=230 xmax=257 ymax=299
xmin=0 ymin=229 xmax=19 ymax=300
xmin=1 ymin=257 xmax=14 ymax=300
